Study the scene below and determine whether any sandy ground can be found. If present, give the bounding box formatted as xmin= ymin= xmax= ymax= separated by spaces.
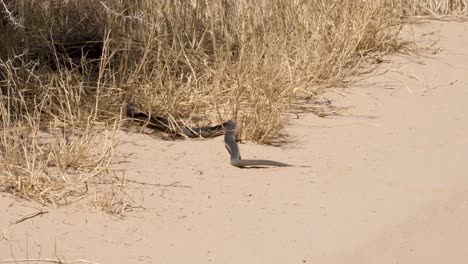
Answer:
xmin=1 ymin=20 xmax=468 ymax=264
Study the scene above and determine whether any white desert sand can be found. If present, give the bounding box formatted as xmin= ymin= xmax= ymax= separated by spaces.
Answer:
xmin=1 ymin=20 xmax=468 ymax=264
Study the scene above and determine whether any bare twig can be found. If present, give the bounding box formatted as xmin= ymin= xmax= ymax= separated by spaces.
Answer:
xmin=0 ymin=258 xmax=102 ymax=264
xmin=0 ymin=0 xmax=22 ymax=28
xmin=122 ymin=179 xmax=192 ymax=188
xmin=96 ymin=0 xmax=148 ymax=25
xmin=9 ymin=209 xmax=48 ymax=226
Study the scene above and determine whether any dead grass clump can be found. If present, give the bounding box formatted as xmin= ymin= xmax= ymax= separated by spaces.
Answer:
xmin=93 ymin=181 xmax=133 ymax=216
xmin=0 ymin=104 xmax=119 ymax=206
xmin=0 ymin=43 xmax=119 ymax=206
xmin=399 ymin=0 xmax=468 ymax=18
xmin=118 ymin=0 xmax=405 ymax=142
xmin=1 ymin=0 xmax=405 ymax=142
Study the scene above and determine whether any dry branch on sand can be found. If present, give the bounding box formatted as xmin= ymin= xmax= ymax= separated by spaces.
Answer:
xmin=0 ymin=258 xmax=102 ymax=264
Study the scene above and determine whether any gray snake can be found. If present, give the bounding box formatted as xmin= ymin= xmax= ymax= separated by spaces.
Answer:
xmin=126 ymin=104 xmax=292 ymax=168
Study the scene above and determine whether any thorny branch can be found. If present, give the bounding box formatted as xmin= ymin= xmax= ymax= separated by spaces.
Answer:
xmin=96 ymin=0 xmax=149 ymax=25
xmin=0 ymin=0 xmax=22 ymax=28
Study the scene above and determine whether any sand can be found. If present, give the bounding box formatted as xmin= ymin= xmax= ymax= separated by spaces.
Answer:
xmin=1 ymin=20 xmax=468 ymax=264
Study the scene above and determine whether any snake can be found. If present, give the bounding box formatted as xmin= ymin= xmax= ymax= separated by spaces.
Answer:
xmin=126 ymin=104 xmax=292 ymax=168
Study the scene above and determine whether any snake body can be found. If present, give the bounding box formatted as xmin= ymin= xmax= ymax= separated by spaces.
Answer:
xmin=126 ymin=104 xmax=292 ymax=168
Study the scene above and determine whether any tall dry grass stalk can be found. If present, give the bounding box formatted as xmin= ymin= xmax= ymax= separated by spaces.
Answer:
xmin=0 ymin=0 xmax=466 ymax=210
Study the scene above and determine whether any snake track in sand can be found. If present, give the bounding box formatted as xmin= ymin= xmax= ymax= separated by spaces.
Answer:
xmin=126 ymin=104 xmax=292 ymax=168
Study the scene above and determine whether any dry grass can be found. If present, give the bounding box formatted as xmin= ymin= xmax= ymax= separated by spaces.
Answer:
xmin=0 ymin=87 xmax=119 ymax=206
xmin=400 ymin=0 xmax=468 ymax=18
xmin=0 ymin=0 xmax=466 ymax=212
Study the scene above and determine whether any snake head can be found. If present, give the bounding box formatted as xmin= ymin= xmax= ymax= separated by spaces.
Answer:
xmin=126 ymin=104 xmax=137 ymax=118
xmin=223 ymin=120 xmax=236 ymax=132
